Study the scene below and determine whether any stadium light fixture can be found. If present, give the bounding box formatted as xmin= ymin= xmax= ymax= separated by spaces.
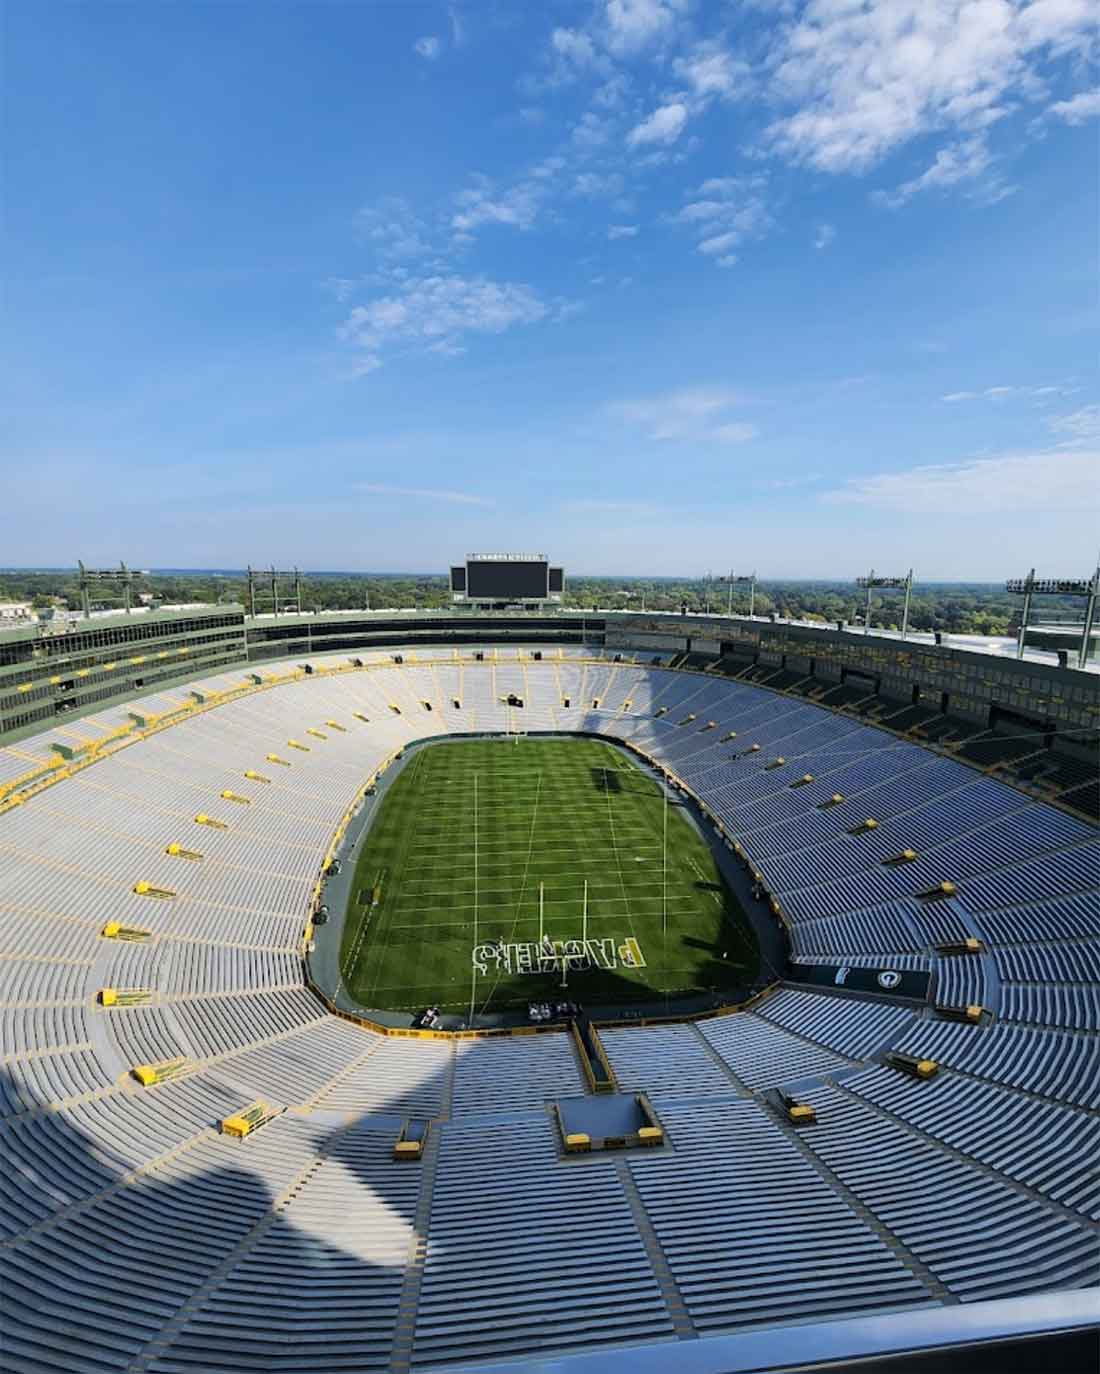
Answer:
xmin=77 ymin=561 xmax=137 ymax=618
xmin=1006 ymin=566 xmax=1100 ymax=668
xmin=720 ymin=572 xmax=757 ymax=618
xmin=246 ymin=566 xmax=303 ymax=619
xmin=855 ymin=569 xmax=913 ymax=640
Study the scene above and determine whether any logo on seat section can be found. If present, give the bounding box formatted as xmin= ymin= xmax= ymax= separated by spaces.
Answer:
xmin=877 ymin=970 xmax=902 ymax=989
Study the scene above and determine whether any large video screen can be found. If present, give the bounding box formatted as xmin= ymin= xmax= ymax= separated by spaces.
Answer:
xmin=450 ymin=566 xmax=466 ymax=593
xmin=466 ymin=559 xmax=549 ymax=599
xmin=548 ymin=566 xmax=564 ymax=593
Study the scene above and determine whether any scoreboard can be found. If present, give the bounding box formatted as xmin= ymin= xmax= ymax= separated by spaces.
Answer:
xmin=451 ymin=554 xmax=565 ymax=604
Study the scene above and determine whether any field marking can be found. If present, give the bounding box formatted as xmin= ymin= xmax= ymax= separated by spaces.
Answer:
xmin=359 ymin=744 xmax=427 ymax=1006
xmin=388 ymin=882 xmax=703 ymax=906
xmin=688 ymin=854 xmax=724 ymax=907
xmin=386 ymin=904 xmax=701 ymax=931
xmin=476 ymin=769 xmax=544 ymax=1015
xmin=602 ymin=742 xmax=643 ymax=961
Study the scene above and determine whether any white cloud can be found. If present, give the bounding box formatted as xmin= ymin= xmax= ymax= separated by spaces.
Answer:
xmin=673 ymin=41 xmax=751 ymax=100
xmin=673 ymin=175 xmax=771 ymax=263
xmin=941 ymin=383 xmax=1080 ymax=403
xmin=573 ymin=171 xmax=625 ymax=197
xmin=414 ymin=35 xmax=442 ymax=60
xmin=552 ymin=26 xmax=598 ymax=67
xmin=610 ymin=385 xmax=758 ymax=442
xmin=699 ymin=231 xmax=740 ymax=256
xmin=571 ymin=110 xmax=613 ymax=147
xmin=452 ymin=176 xmax=544 ymax=232
xmin=813 ymin=222 xmax=836 ymax=249
xmin=605 ymin=0 xmax=684 ymax=55
xmin=1048 ymin=404 xmax=1100 ymax=446
xmin=341 ymin=273 xmax=552 ymax=370
xmin=1045 ymin=88 xmax=1100 ymax=124
xmin=359 ymin=483 xmax=492 ymax=506
xmin=823 ymin=448 xmax=1100 ymax=513
xmin=357 ymin=198 xmax=433 ymax=261
xmin=607 ymin=223 xmax=639 ymax=239
xmin=627 ymin=102 xmax=688 ymax=146
xmin=873 ymin=136 xmax=1015 ymax=208
xmin=766 ymin=0 xmax=1098 ymax=175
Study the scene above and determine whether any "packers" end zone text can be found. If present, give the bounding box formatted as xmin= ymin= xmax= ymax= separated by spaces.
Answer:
xmin=472 ymin=937 xmax=646 ymax=975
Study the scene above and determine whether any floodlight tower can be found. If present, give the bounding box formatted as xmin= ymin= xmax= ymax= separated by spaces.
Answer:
xmin=721 ymin=572 xmax=757 ymax=618
xmin=77 ymin=561 xmax=136 ymax=618
xmin=1007 ymin=567 xmax=1100 ymax=668
xmin=856 ymin=569 xmax=913 ymax=639
xmin=246 ymin=566 xmax=303 ymax=618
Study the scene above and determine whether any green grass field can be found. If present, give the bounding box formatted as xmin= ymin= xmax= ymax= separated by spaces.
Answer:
xmin=339 ymin=737 xmax=759 ymax=1016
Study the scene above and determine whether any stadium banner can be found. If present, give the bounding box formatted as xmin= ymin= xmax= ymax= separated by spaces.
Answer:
xmin=473 ymin=937 xmax=646 ymax=976
xmin=789 ymin=962 xmax=930 ymax=1000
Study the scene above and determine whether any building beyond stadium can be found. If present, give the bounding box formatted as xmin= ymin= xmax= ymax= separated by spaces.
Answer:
xmin=0 ymin=603 xmax=1097 ymax=1372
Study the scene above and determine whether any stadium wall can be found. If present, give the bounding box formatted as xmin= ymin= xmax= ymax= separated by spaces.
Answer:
xmin=2 ymin=605 xmax=1096 ymax=747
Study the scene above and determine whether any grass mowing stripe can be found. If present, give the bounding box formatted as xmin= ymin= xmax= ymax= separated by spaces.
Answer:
xmin=339 ymin=737 xmax=759 ymax=1014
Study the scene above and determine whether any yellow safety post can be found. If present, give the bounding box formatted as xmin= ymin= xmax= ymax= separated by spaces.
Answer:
xmin=243 ymin=771 xmax=271 ymax=783
xmin=100 ymin=987 xmax=152 ymax=1007
xmin=220 ymin=790 xmax=251 ymax=804
xmin=884 ymin=849 xmax=919 ymax=865
xmin=765 ymin=756 xmax=787 ymax=770
xmin=792 ymin=774 xmax=815 ymax=787
xmin=352 ymin=712 xmax=369 ymax=722
xmin=936 ymin=937 xmax=984 ymax=956
xmin=849 ymin=817 xmax=879 ymax=834
xmin=888 ymin=1053 xmax=940 ymax=1080
xmin=266 ymin=754 xmax=291 ymax=766
xmin=918 ymin=880 xmax=958 ymax=899
xmin=194 ymin=813 xmax=228 ymax=829
xmin=166 ymin=843 xmax=203 ymax=861
xmin=131 ymin=1058 xmax=189 ymax=1087
xmin=325 ymin=720 xmax=347 ymax=732
xmin=220 ymin=1102 xmax=275 ymax=1138
xmin=820 ymin=793 xmax=845 ymax=808
xmin=287 ymin=739 xmax=310 ymax=751
xmin=133 ymin=880 xmax=176 ymax=899
xmin=100 ymin=922 xmax=151 ymax=941
xmin=306 ymin=727 xmax=327 ymax=740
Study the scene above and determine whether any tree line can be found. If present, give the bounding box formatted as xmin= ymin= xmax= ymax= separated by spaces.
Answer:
xmin=0 ymin=568 xmax=1082 ymax=637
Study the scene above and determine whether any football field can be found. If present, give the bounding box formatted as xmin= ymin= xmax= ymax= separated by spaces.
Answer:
xmin=339 ymin=737 xmax=759 ymax=1016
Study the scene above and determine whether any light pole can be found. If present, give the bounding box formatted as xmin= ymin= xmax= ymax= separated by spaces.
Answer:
xmin=721 ymin=573 xmax=756 ymax=619
xmin=856 ymin=570 xmax=913 ymax=638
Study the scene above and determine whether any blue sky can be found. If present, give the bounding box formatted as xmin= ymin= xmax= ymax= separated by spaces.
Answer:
xmin=4 ymin=0 xmax=1097 ymax=577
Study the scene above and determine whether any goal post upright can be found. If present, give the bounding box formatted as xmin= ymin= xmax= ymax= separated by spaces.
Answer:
xmin=468 ymin=771 xmax=479 ymax=1028
xmin=662 ymin=782 xmax=669 ymax=937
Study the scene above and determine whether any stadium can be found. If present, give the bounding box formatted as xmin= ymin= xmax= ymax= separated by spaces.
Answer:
xmin=0 ymin=558 xmax=1097 ymax=1374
